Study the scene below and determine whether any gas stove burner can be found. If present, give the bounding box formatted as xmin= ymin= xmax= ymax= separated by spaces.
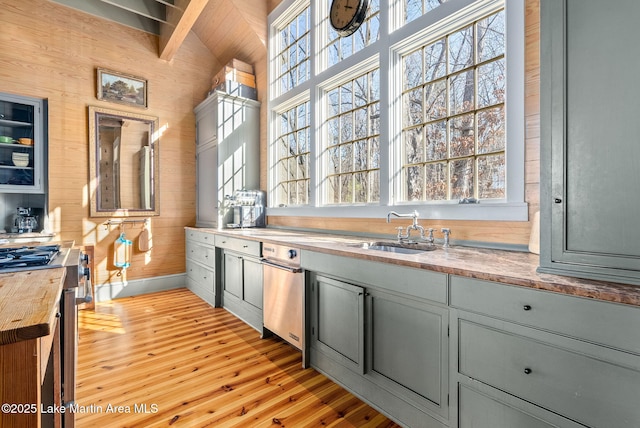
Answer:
xmin=0 ymin=244 xmax=61 ymax=269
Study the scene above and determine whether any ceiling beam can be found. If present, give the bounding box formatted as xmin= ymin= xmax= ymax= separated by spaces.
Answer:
xmin=159 ymin=0 xmax=210 ymax=61
xmin=99 ymin=0 xmax=169 ymax=23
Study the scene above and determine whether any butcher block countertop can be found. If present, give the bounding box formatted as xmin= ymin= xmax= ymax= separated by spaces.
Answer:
xmin=0 ymin=268 xmax=65 ymax=345
xmin=188 ymin=227 xmax=640 ymax=308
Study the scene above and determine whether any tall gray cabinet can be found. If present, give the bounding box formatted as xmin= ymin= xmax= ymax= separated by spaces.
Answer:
xmin=539 ymin=0 xmax=640 ymax=284
xmin=193 ymin=91 xmax=260 ymax=228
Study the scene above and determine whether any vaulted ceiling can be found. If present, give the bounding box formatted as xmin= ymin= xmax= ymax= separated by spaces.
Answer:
xmin=49 ymin=0 xmax=283 ymax=64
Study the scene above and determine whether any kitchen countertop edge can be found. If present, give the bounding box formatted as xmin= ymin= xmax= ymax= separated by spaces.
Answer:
xmin=186 ymin=227 xmax=640 ymax=307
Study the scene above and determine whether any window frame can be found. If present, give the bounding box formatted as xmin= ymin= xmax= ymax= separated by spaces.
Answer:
xmin=267 ymin=0 xmax=527 ymax=221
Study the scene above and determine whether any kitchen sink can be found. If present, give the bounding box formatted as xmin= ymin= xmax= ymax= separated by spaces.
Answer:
xmin=355 ymin=241 xmax=437 ymax=255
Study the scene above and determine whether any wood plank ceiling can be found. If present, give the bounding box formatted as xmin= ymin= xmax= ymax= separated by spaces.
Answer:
xmin=48 ymin=0 xmax=283 ymax=63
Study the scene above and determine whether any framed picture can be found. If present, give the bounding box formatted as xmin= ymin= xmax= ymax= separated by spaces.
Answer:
xmin=96 ymin=68 xmax=147 ymax=108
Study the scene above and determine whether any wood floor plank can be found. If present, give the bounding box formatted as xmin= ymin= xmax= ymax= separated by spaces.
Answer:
xmin=76 ymin=288 xmax=400 ymax=427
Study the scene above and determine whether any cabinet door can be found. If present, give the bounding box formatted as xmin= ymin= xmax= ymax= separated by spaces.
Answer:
xmin=367 ymin=290 xmax=448 ymax=412
xmin=223 ymin=253 xmax=243 ymax=299
xmin=310 ymin=274 xmax=364 ymax=373
xmin=540 ymin=0 xmax=640 ymax=283
xmin=242 ymin=257 xmax=262 ymax=309
xmin=196 ymin=143 xmax=218 ymax=228
xmin=0 ymin=94 xmax=45 ymax=193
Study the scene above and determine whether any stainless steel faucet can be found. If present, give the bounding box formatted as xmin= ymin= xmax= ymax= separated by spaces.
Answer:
xmin=387 ymin=210 xmax=427 ymax=242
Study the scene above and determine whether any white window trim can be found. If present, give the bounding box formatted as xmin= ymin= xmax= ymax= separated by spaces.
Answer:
xmin=267 ymin=0 xmax=527 ymax=221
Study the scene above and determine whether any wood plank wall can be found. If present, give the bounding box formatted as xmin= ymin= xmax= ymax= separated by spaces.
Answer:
xmin=0 ymin=0 xmax=540 ymax=290
xmin=267 ymin=0 xmax=541 ymax=247
xmin=0 ymin=0 xmax=218 ymax=286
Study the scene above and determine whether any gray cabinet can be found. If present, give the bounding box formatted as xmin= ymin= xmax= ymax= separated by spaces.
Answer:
xmin=450 ymin=275 xmax=640 ymax=428
xmin=0 ymin=92 xmax=46 ymax=194
xmin=217 ymin=235 xmax=263 ymax=332
xmin=193 ymin=92 xmax=260 ymax=228
xmin=303 ymin=251 xmax=449 ymax=428
xmin=309 ymin=274 xmax=364 ymax=373
xmin=185 ymin=229 xmax=217 ymax=306
xmin=540 ymin=0 xmax=640 ymax=284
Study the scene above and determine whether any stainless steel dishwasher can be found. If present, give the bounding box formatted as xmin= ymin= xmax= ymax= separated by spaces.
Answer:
xmin=262 ymin=243 xmax=306 ymax=366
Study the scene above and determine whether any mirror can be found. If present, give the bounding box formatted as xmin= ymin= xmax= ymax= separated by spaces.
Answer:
xmin=88 ymin=106 xmax=159 ymax=217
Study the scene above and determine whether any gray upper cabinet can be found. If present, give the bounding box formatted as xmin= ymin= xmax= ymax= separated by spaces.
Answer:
xmin=0 ymin=92 xmax=46 ymax=194
xmin=540 ymin=0 xmax=640 ymax=284
xmin=194 ymin=92 xmax=260 ymax=228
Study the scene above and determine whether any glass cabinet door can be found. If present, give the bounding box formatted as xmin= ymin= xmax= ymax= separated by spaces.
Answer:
xmin=0 ymin=94 xmax=44 ymax=192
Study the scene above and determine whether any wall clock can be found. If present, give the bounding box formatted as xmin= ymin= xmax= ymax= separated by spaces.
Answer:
xmin=329 ymin=0 xmax=370 ymax=37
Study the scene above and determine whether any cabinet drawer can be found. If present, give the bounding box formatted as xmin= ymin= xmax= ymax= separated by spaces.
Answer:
xmin=450 ymin=275 xmax=640 ymax=355
xmin=459 ymin=319 xmax=640 ymax=428
xmin=186 ymin=241 xmax=215 ymax=267
xmin=215 ymin=235 xmax=261 ymax=257
xmin=185 ymin=229 xmax=215 ymax=246
xmin=186 ymin=259 xmax=215 ymax=290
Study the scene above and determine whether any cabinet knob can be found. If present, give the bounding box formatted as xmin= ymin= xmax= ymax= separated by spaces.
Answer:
xmin=523 ymin=304 xmax=532 ymax=311
xmin=56 ymin=312 xmax=62 ymax=318
xmin=524 ymin=368 xmax=532 ymax=375
xmin=554 ymin=198 xmax=562 ymax=203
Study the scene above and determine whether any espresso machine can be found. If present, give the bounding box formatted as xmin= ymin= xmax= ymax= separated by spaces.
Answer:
xmin=14 ymin=207 xmax=39 ymax=233
xmin=226 ymin=190 xmax=266 ymax=228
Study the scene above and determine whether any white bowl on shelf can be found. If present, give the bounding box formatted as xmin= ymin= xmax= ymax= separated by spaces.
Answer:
xmin=12 ymin=153 xmax=29 ymax=167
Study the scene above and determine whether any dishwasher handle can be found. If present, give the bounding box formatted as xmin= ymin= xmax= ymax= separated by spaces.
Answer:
xmin=261 ymin=258 xmax=303 ymax=273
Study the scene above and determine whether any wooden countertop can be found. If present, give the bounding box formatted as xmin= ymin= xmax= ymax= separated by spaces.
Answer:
xmin=187 ymin=227 xmax=640 ymax=307
xmin=0 ymin=268 xmax=66 ymax=345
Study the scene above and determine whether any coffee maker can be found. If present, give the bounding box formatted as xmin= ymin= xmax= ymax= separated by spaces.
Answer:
xmin=14 ymin=207 xmax=39 ymax=233
xmin=226 ymin=190 xmax=266 ymax=228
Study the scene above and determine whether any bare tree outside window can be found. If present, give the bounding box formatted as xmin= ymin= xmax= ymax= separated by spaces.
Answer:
xmin=276 ymin=102 xmax=311 ymax=206
xmin=401 ymin=9 xmax=506 ymax=202
xmin=276 ymin=6 xmax=310 ymax=95
xmin=325 ymin=69 xmax=380 ymax=204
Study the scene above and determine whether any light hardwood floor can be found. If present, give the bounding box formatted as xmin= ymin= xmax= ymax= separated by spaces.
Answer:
xmin=76 ymin=288 xmax=400 ymax=427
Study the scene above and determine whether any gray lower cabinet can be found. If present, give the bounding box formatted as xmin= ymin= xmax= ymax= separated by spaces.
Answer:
xmin=450 ymin=275 xmax=640 ymax=428
xmin=217 ymin=235 xmax=263 ymax=332
xmin=184 ymin=229 xmax=217 ymax=306
xmin=304 ymin=251 xmax=449 ymax=428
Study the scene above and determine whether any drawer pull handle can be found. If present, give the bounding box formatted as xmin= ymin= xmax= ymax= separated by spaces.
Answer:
xmin=524 ymin=368 xmax=532 ymax=374
xmin=523 ymin=304 xmax=532 ymax=311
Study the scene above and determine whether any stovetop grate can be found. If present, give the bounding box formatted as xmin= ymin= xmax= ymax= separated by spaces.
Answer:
xmin=0 ymin=245 xmax=61 ymax=269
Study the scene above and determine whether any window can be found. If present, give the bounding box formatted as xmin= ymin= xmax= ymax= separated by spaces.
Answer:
xmin=401 ymin=9 xmax=506 ymax=202
xmin=274 ymin=100 xmax=311 ymax=206
xmin=324 ymin=68 xmax=381 ymax=204
xmin=273 ymin=4 xmax=311 ymax=96
xmin=268 ymin=0 xmax=526 ymax=220
xmin=323 ymin=0 xmax=381 ymax=68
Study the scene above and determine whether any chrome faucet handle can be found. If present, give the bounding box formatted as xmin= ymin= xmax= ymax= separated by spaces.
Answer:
xmin=395 ymin=227 xmax=408 ymax=241
xmin=441 ymin=228 xmax=451 ymax=248
xmin=424 ymin=228 xmax=435 ymax=244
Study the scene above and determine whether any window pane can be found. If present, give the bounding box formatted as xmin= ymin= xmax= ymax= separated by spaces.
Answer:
xmin=404 ymin=88 xmax=423 ymax=127
xmin=405 ymin=127 xmax=424 ymax=164
xmin=477 ymin=106 xmax=505 ymax=154
xmin=404 ymin=49 xmax=423 ymax=90
xmin=450 ymin=70 xmax=475 ymax=114
xmin=450 ymin=158 xmax=474 ymax=200
xmin=425 ymin=121 xmax=447 ymax=161
xmin=478 ymin=154 xmax=505 ymax=199
xmin=425 ymin=163 xmax=447 ymax=200
xmin=425 ymin=39 xmax=446 ymax=82
xmin=405 ymin=165 xmax=424 ymax=201
xmin=478 ymin=59 xmax=505 ymax=108
xmin=450 ymin=113 xmax=475 ymax=158
xmin=449 ymin=26 xmax=474 ymax=73
xmin=425 ymin=80 xmax=447 ymax=121
xmin=478 ymin=10 xmax=505 ymax=62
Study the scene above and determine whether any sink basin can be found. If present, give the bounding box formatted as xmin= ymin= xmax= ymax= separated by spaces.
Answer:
xmin=356 ymin=241 xmax=437 ymax=255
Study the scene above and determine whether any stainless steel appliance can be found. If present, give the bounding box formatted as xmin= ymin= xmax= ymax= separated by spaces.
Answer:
xmin=261 ymin=243 xmax=306 ymax=367
xmin=61 ymin=249 xmax=91 ymax=428
xmin=13 ymin=206 xmax=40 ymax=233
xmin=227 ymin=190 xmax=266 ymax=228
xmin=0 ymin=243 xmax=90 ymax=427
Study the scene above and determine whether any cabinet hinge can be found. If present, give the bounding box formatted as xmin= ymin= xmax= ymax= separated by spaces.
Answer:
xmin=447 ymin=394 xmax=449 ymax=407
xmin=447 ymin=325 xmax=450 ymax=337
xmin=311 ymin=326 xmax=315 ymax=336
